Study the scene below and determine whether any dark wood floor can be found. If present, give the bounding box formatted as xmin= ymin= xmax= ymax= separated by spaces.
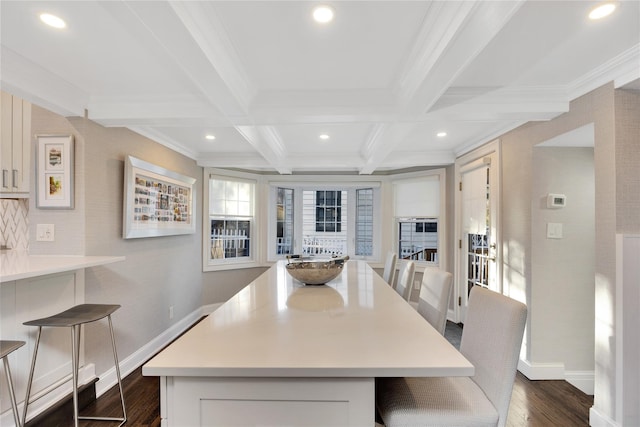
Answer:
xmin=34 ymin=365 xmax=593 ymax=427
xmin=29 ymin=320 xmax=593 ymax=426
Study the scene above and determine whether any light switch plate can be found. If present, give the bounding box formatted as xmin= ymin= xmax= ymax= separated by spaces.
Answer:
xmin=36 ymin=224 xmax=55 ymax=241
xmin=547 ymin=222 xmax=563 ymax=239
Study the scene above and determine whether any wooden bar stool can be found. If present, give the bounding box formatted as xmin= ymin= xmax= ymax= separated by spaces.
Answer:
xmin=1 ymin=340 xmax=26 ymax=427
xmin=22 ymin=304 xmax=126 ymax=427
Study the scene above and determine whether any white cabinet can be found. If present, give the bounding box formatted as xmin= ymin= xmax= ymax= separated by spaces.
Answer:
xmin=1 ymin=90 xmax=31 ymax=196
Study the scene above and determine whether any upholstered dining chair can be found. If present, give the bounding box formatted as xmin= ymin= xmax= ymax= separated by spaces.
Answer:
xmin=394 ymin=260 xmax=415 ymax=302
xmin=376 ymin=286 xmax=527 ymax=427
xmin=413 ymin=267 xmax=453 ymax=335
xmin=382 ymin=251 xmax=398 ymax=287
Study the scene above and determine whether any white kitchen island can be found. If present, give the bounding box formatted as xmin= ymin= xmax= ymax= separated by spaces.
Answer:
xmin=143 ymin=260 xmax=473 ymax=427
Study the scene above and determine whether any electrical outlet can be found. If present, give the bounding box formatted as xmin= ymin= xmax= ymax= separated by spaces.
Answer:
xmin=36 ymin=224 xmax=55 ymax=241
xmin=414 ymin=279 xmax=421 ymax=290
xmin=169 ymin=306 xmax=174 ymax=320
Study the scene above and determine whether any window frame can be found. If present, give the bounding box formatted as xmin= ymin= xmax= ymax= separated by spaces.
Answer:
xmin=203 ymin=169 xmax=260 ymax=271
xmin=391 ymin=168 xmax=446 ymax=268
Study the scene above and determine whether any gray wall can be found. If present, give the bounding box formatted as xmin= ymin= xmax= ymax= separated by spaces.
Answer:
xmin=26 ymin=105 xmax=287 ymax=377
xmin=29 ymin=105 xmax=204 ymax=375
xmin=498 ymin=83 xmax=639 ymax=424
xmin=531 ymin=147 xmax=595 ymax=372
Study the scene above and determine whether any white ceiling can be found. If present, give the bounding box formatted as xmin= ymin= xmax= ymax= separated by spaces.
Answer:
xmin=1 ymin=1 xmax=638 ymax=174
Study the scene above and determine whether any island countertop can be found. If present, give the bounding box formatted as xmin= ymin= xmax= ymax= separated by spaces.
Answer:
xmin=144 ymin=259 xmax=473 ymax=378
xmin=0 ymin=251 xmax=125 ymax=282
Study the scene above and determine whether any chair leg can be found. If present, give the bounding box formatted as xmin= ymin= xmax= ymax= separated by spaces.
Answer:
xmin=22 ymin=327 xmax=42 ymax=426
xmin=3 ymin=355 xmax=22 ymax=427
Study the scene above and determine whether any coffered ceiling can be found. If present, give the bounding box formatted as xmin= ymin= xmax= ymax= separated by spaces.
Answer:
xmin=1 ymin=1 xmax=638 ymax=174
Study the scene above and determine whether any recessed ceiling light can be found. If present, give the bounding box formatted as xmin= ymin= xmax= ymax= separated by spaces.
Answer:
xmin=40 ymin=13 xmax=66 ymax=29
xmin=319 ymin=134 xmax=330 ymax=140
xmin=205 ymin=134 xmax=216 ymax=140
xmin=436 ymin=132 xmax=447 ymax=138
xmin=589 ymin=3 xmax=616 ymax=20
xmin=313 ymin=5 xmax=334 ymax=23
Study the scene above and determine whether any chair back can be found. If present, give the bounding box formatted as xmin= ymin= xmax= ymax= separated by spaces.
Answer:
xmin=382 ymin=251 xmax=397 ymax=287
xmin=460 ymin=286 xmax=527 ymax=427
xmin=394 ymin=260 xmax=415 ymax=301
xmin=416 ymin=267 xmax=453 ymax=335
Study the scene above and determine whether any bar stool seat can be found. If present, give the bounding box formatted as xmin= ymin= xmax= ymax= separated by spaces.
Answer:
xmin=22 ymin=304 xmax=126 ymax=427
xmin=1 ymin=340 xmax=26 ymax=427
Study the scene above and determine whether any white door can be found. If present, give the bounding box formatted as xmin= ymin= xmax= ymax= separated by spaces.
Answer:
xmin=457 ymin=151 xmax=499 ymax=322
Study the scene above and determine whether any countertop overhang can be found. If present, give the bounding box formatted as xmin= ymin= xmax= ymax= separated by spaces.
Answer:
xmin=1 ymin=251 xmax=125 ymax=282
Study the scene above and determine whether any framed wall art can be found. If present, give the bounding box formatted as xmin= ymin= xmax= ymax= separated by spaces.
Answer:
xmin=123 ymin=155 xmax=196 ymax=239
xmin=36 ymin=135 xmax=74 ymax=209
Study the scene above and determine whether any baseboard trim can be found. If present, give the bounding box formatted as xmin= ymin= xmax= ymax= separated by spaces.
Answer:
xmin=589 ymin=406 xmax=620 ymax=427
xmin=566 ymin=370 xmax=594 ymax=395
xmin=518 ymin=360 xmax=594 ymax=395
xmin=518 ymin=359 xmax=565 ymax=379
xmin=95 ymin=302 xmax=224 ymax=397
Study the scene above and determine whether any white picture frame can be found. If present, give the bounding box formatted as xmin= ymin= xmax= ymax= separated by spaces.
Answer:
xmin=123 ymin=155 xmax=196 ymax=239
xmin=36 ymin=135 xmax=74 ymax=209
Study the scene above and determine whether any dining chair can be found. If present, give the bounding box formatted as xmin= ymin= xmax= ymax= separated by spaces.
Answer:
xmin=413 ymin=267 xmax=453 ymax=335
xmin=394 ymin=260 xmax=415 ymax=301
xmin=381 ymin=251 xmax=397 ymax=287
xmin=376 ymin=286 xmax=527 ymax=427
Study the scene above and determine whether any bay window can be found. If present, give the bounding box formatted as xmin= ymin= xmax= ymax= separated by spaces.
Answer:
xmin=268 ymin=183 xmax=379 ymax=261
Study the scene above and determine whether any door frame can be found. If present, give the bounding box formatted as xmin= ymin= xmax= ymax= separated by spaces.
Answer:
xmin=453 ymin=139 xmax=502 ymax=323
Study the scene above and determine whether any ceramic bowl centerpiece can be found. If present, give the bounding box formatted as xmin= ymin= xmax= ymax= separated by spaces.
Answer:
xmin=285 ymin=255 xmax=349 ymax=285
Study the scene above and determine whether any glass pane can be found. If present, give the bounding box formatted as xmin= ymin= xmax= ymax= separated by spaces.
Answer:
xmin=238 ymin=182 xmax=251 ymax=202
xmin=225 ymin=200 xmax=238 ymax=216
xmin=356 ymin=188 xmax=373 ymax=256
xmin=398 ymin=218 xmax=438 ymax=262
xmin=238 ymin=201 xmax=251 ymax=216
xmin=276 ymin=187 xmax=294 ymax=255
xmin=225 ymin=182 xmax=238 ymax=202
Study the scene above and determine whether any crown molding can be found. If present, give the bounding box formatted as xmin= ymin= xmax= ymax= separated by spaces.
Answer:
xmin=129 ymin=126 xmax=199 ymax=160
xmin=568 ymin=43 xmax=640 ymax=100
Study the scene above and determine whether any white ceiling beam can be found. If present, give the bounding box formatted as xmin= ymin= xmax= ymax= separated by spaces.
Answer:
xmin=0 ymin=46 xmax=88 ymax=117
xmin=360 ymin=0 xmax=526 ymax=174
xmin=236 ymin=126 xmax=291 ymax=175
xmin=168 ymin=1 xmax=256 ymax=113
xmin=102 ymin=1 xmax=292 ymax=173
xmin=359 ymin=123 xmax=416 ymax=175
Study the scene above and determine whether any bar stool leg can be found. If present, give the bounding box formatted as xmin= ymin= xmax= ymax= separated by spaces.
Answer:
xmin=22 ymin=327 xmax=42 ymax=426
xmin=71 ymin=324 xmax=80 ymax=427
xmin=77 ymin=314 xmax=127 ymax=426
xmin=108 ymin=314 xmax=127 ymax=423
xmin=2 ymin=353 xmax=22 ymax=427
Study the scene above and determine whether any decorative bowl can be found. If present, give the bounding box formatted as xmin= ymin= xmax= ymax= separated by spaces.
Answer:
xmin=285 ymin=255 xmax=349 ymax=285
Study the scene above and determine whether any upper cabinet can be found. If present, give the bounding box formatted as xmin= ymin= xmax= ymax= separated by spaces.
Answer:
xmin=1 ymin=91 xmax=31 ymax=197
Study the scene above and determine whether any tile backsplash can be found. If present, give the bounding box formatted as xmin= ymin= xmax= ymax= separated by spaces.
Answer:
xmin=0 ymin=199 xmax=29 ymax=250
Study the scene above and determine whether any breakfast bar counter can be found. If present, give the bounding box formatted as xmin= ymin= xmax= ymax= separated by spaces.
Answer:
xmin=0 ymin=251 xmax=125 ymax=282
xmin=143 ymin=260 xmax=473 ymax=426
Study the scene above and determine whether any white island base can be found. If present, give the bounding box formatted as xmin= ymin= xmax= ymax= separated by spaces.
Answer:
xmin=144 ymin=260 xmax=473 ymax=427
xmin=163 ymin=376 xmax=373 ymax=426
